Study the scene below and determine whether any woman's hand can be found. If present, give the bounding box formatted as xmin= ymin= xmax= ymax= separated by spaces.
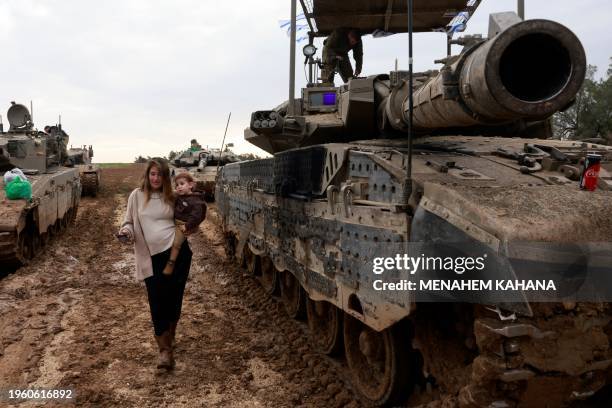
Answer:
xmin=117 ymin=227 xmax=133 ymax=244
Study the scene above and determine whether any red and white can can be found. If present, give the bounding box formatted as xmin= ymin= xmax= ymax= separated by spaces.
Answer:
xmin=579 ymin=154 xmax=601 ymax=191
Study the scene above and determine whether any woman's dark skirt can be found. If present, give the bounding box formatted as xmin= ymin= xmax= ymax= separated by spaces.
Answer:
xmin=144 ymin=241 xmax=192 ymax=336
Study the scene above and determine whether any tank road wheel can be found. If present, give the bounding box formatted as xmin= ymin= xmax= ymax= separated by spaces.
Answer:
xmin=306 ymin=299 xmax=343 ymax=356
xmin=344 ymin=314 xmax=413 ymax=406
xmin=259 ymin=256 xmax=279 ymax=296
xmin=280 ymin=271 xmax=306 ymax=319
xmin=243 ymin=245 xmax=261 ymax=276
xmin=17 ymin=231 xmax=34 ymax=262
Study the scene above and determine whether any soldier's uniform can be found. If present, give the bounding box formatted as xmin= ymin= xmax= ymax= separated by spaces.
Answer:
xmin=321 ymin=28 xmax=363 ymax=85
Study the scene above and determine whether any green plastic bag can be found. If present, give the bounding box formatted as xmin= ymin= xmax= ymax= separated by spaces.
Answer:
xmin=5 ymin=178 xmax=32 ymax=200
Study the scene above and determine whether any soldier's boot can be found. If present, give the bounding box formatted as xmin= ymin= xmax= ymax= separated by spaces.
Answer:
xmin=154 ymin=331 xmax=174 ymax=370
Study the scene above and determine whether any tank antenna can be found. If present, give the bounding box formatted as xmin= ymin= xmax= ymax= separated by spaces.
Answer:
xmin=30 ymin=100 xmax=34 ymax=124
xmin=216 ymin=112 xmax=232 ymax=175
xmin=403 ymin=0 xmax=415 ymax=208
xmin=518 ymin=0 xmax=525 ymax=20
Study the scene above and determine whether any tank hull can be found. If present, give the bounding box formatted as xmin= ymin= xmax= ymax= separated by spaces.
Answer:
xmin=216 ymin=136 xmax=612 ymax=405
xmin=0 ymin=167 xmax=81 ymax=267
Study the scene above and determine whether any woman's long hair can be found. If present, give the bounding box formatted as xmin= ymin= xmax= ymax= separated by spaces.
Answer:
xmin=140 ymin=158 xmax=174 ymax=206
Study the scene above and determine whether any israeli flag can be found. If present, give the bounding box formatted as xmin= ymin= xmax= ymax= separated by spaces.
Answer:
xmin=279 ymin=13 xmax=310 ymax=43
xmin=447 ymin=11 xmax=470 ymax=35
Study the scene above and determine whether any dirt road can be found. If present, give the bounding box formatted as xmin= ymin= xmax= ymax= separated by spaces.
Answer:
xmin=0 ymin=165 xmax=360 ymax=407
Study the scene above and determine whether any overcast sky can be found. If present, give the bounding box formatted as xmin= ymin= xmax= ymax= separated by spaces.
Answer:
xmin=0 ymin=0 xmax=609 ymax=162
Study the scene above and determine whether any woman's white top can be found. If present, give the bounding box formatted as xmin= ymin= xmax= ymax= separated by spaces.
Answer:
xmin=139 ymin=192 xmax=176 ymax=255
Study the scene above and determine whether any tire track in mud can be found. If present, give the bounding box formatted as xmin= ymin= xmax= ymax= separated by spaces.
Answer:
xmin=0 ymin=164 xmax=362 ymax=408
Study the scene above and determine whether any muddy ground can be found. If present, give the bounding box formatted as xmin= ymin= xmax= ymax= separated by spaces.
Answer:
xmin=0 ymin=165 xmax=361 ymax=407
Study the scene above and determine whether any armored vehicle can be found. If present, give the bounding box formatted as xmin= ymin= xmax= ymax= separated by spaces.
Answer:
xmin=67 ymin=144 xmax=101 ymax=196
xmin=174 ymin=148 xmax=205 ymax=167
xmin=194 ymin=147 xmax=239 ymax=201
xmin=197 ymin=147 xmax=239 ymax=168
xmin=171 ymin=144 xmax=240 ymax=201
xmin=0 ymin=102 xmax=80 ymax=268
xmin=217 ymin=1 xmax=612 ymax=406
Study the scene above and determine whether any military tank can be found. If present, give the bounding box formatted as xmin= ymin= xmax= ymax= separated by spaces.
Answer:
xmin=67 ymin=143 xmax=101 ymax=197
xmin=172 ymin=143 xmax=239 ymax=201
xmin=174 ymin=148 xmax=205 ymax=168
xmin=0 ymin=102 xmax=81 ymax=269
xmin=194 ymin=146 xmax=239 ymax=201
xmin=217 ymin=1 xmax=611 ymax=406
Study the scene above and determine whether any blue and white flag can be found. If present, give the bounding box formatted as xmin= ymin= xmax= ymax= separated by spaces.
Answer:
xmin=279 ymin=13 xmax=310 ymax=43
xmin=447 ymin=11 xmax=469 ymax=35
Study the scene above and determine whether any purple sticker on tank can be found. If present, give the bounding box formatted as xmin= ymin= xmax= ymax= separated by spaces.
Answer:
xmin=323 ymin=92 xmax=336 ymax=105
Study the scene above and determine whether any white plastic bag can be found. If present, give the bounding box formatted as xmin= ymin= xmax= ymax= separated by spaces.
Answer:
xmin=3 ymin=168 xmax=27 ymax=185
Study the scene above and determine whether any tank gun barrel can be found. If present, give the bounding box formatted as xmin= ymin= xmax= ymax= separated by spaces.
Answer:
xmin=244 ymin=13 xmax=588 ymax=154
xmin=384 ymin=14 xmax=586 ymax=133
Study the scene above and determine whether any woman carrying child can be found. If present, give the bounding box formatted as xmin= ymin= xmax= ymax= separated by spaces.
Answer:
xmin=117 ymin=159 xmax=203 ymax=370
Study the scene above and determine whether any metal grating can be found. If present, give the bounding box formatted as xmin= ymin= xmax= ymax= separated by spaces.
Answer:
xmin=302 ymin=0 xmax=482 ymax=36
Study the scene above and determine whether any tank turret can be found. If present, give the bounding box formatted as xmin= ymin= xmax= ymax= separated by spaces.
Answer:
xmin=246 ymin=12 xmax=586 ymax=154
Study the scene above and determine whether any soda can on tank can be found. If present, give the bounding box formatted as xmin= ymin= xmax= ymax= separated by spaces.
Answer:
xmin=579 ymin=154 xmax=601 ymax=191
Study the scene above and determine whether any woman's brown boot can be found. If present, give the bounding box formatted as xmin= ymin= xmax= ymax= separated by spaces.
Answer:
xmin=154 ymin=331 xmax=174 ymax=370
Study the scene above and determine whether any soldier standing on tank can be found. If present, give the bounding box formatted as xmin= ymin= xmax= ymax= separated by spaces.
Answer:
xmin=321 ymin=28 xmax=363 ymax=85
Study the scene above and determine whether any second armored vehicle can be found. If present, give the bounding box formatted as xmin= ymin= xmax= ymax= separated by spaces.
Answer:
xmin=194 ymin=146 xmax=239 ymax=200
xmin=172 ymin=143 xmax=240 ymax=201
xmin=67 ymin=143 xmax=101 ymax=197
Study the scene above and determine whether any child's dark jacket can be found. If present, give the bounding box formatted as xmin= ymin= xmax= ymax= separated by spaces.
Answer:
xmin=174 ymin=191 xmax=206 ymax=231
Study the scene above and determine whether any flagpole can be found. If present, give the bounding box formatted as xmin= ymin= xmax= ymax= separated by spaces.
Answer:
xmin=404 ymin=0 xmax=414 ymax=207
xmin=288 ymin=0 xmax=297 ymax=116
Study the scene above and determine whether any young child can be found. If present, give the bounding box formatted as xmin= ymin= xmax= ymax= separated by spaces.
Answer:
xmin=163 ymin=173 xmax=206 ymax=275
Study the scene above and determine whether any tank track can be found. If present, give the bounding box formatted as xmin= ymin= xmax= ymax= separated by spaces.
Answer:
xmin=81 ymin=173 xmax=99 ymax=197
xmin=0 ymin=205 xmax=78 ymax=269
xmin=225 ymin=236 xmax=612 ymax=406
xmin=0 ymin=230 xmax=21 ymax=265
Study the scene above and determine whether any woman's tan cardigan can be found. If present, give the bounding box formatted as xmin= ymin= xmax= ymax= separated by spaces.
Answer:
xmin=120 ymin=188 xmax=154 ymax=281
